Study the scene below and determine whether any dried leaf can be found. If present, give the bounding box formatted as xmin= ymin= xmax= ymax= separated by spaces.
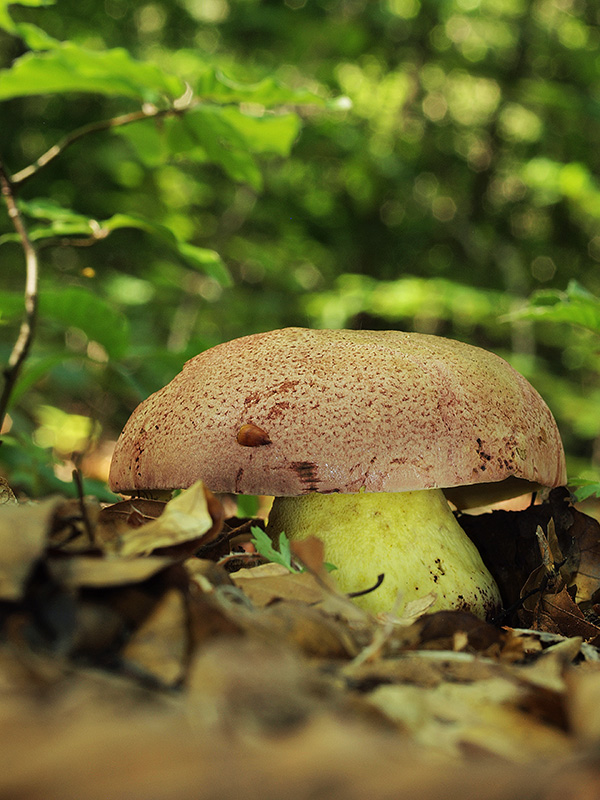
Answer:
xmin=344 ymin=650 xmax=502 ymax=691
xmin=118 ymin=481 xmax=220 ymax=557
xmin=566 ymin=663 xmax=600 ymax=742
xmin=99 ymin=497 xmax=167 ymax=528
xmin=122 ymin=588 xmax=188 ymax=686
xmin=0 ymin=498 xmax=59 ymax=600
xmin=46 ymin=554 xmax=175 ymax=588
xmin=403 ymin=610 xmax=505 ymax=654
xmin=233 ymin=599 xmax=360 ymax=659
xmin=566 ymin=507 xmax=600 ymax=603
xmin=184 ymin=557 xmax=234 ymax=592
xmin=366 ymin=675 xmax=571 ymax=761
xmin=289 ymin=535 xmax=328 ymax=574
xmin=48 ymin=496 xmax=101 ymax=551
xmin=379 ymin=593 xmax=438 ymax=626
xmin=509 ymin=637 xmax=583 ymax=694
xmin=187 ymin=636 xmax=332 ymax=732
xmin=0 ymin=476 xmax=17 ymax=504
xmin=538 ymin=587 xmax=600 ymax=640
xmin=232 ymin=564 xmax=328 ymax=606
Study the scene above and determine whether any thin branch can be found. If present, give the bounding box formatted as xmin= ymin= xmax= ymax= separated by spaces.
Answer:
xmin=10 ymin=104 xmax=187 ymax=187
xmin=1 ymin=90 xmax=194 ymax=427
xmin=0 ymin=160 xmax=39 ymax=431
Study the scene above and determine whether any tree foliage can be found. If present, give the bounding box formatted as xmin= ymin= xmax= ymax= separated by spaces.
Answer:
xmin=1 ymin=0 xmax=600 ymax=496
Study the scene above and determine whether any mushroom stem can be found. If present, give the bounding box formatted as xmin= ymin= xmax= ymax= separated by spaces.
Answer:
xmin=266 ymin=489 xmax=501 ymax=620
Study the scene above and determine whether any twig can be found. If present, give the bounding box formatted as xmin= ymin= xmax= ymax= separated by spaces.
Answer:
xmin=10 ymin=103 xmax=189 ymax=187
xmin=347 ymin=573 xmax=385 ymax=598
xmin=72 ymin=468 xmax=95 ymax=546
xmin=0 ymin=160 xmax=39 ymax=431
xmin=1 ymin=92 xmax=195 ymax=427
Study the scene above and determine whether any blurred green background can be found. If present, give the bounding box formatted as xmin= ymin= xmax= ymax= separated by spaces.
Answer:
xmin=1 ymin=0 xmax=599 ymax=497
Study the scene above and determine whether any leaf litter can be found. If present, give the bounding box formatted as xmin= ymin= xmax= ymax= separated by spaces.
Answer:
xmin=2 ymin=482 xmax=600 ymax=797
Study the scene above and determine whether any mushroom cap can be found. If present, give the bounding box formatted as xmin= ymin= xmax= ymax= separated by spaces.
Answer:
xmin=109 ymin=328 xmax=566 ymax=507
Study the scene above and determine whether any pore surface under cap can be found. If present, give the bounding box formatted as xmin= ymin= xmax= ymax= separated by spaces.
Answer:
xmin=109 ymin=328 xmax=566 ymax=502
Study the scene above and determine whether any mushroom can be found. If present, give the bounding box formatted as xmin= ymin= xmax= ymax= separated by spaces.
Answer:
xmin=109 ymin=328 xmax=566 ymax=619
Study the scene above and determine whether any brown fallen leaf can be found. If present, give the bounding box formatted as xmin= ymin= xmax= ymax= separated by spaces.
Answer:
xmin=122 ymin=588 xmax=189 ymax=686
xmin=0 ymin=476 xmax=17 ymax=504
xmin=538 ymin=587 xmax=600 ymax=640
xmin=566 ymin=661 xmax=600 ymax=743
xmin=48 ymin=496 xmax=101 ymax=551
xmin=365 ymin=672 xmax=572 ymax=762
xmin=403 ymin=609 xmax=505 ymax=655
xmin=289 ymin=535 xmax=329 ymax=574
xmin=98 ymin=497 xmax=167 ymax=528
xmin=117 ymin=481 xmax=221 ymax=557
xmin=46 ymin=553 xmax=176 ymax=589
xmin=0 ymin=497 xmax=59 ymax=601
xmin=231 ymin=563 xmax=328 ymax=607
xmin=184 ymin=557 xmax=235 ymax=592
xmin=227 ymin=595 xmax=361 ymax=659
xmin=509 ymin=636 xmax=583 ymax=695
xmin=458 ymin=488 xmax=581 ymax=622
xmin=565 ymin=506 xmax=600 ymax=604
xmin=343 ymin=650 xmax=503 ymax=691
xmin=186 ymin=635 xmax=336 ymax=732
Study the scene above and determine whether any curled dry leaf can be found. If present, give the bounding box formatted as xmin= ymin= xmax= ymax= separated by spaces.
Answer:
xmin=117 ymin=481 xmax=222 ymax=557
xmin=96 ymin=497 xmax=168 ymax=550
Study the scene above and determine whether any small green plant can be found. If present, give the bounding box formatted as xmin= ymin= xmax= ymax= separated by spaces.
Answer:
xmin=250 ymin=525 xmax=337 ymax=574
xmin=251 ymin=526 xmax=298 ymax=573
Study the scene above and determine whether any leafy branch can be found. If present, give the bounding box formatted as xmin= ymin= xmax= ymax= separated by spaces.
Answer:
xmin=0 ymin=3 xmax=325 ymax=477
xmin=10 ymin=96 xmax=193 ymax=187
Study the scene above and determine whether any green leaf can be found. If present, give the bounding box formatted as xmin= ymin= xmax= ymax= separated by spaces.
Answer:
xmin=506 ymin=281 xmax=600 ymax=335
xmin=165 ymin=107 xmax=263 ymax=189
xmin=39 ymin=286 xmax=130 ymax=359
xmin=250 ymin=525 xmax=337 ymax=574
xmin=195 ymin=68 xmax=325 ymax=108
xmin=101 ymin=213 xmax=232 ymax=285
xmin=2 ymin=201 xmax=231 ymax=286
xmin=13 ymin=198 xmax=99 ymax=239
xmin=13 ymin=22 xmax=60 ymax=49
xmin=0 ymin=286 xmax=130 ymax=361
xmin=176 ymin=242 xmax=232 ymax=286
xmin=114 ymin=118 xmax=168 ymax=167
xmin=0 ymin=0 xmax=53 ymax=35
xmin=0 ymin=42 xmax=184 ymax=102
xmin=236 ymin=494 xmax=260 ymax=517
xmin=8 ymin=352 xmax=81 ymax=406
xmin=118 ymin=106 xmax=300 ymax=187
xmin=250 ymin=526 xmax=301 ymax=573
xmin=19 ymin=197 xmax=93 ymax=223
xmin=573 ymin=481 xmax=600 ymax=502
xmin=219 ymin=107 xmax=301 ymax=156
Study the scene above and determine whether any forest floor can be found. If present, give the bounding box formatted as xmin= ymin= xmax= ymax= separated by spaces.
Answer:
xmin=1 ymin=481 xmax=600 ymax=799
